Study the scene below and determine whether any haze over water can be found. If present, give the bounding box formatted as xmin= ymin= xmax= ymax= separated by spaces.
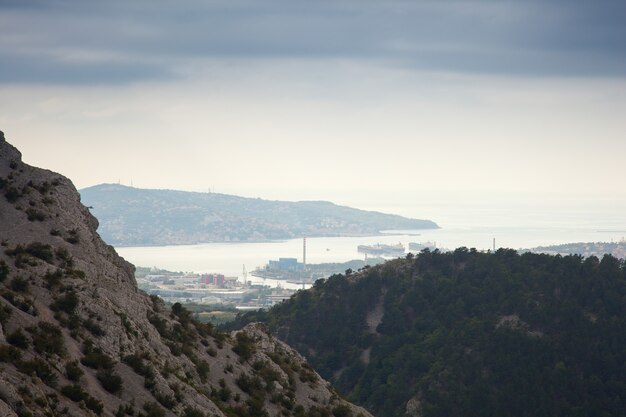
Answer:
xmin=116 ymin=193 xmax=626 ymax=286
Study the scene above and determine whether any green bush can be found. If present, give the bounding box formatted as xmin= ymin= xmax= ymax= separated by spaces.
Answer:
xmin=84 ymin=395 xmax=104 ymax=415
xmin=43 ymin=269 xmax=63 ymax=289
xmin=184 ymin=407 xmax=206 ymax=417
xmin=60 ymin=384 xmax=86 ymax=402
xmin=155 ymin=392 xmax=176 ymax=409
xmin=6 ymin=243 xmax=54 ymax=264
xmin=7 ymin=329 xmax=29 ymax=349
xmin=81 ymin=341 xmax=114 ymax=369
xmin=0 ymin=303 xmax=12 ymax=325
xmin=50 ymin=290 xmax=79 ymax=314
xmin=232 ymin=332 xmax=255 ymax=362
xmin=10 ymin=276 xmax=29 ymax=292
xmin=54 ymin=248 xmax=73 ymax=268
xmin=0 ymin=344 xmax=23 ymax=362
xmin=5 ymin=186 xmax=22 ymax=203
xmin=123 ymin=353 xmax=155 ymax=379
xmin=142 ymin=402 xmax=165 ymax=417
xmin=332 ymin=405 xmax=352 ymax=417
xmin=65 ymin=229 xmax=80 ymax=245
xmin=25 ymin=208 xmax=46 ymax=222
xmin=196 ymin=359 xmax=210 ymax=383
xmin=31 ymin=322 xmax=65 ymax=356
xmin=16 ymin=358 xmax=57 ymax=386
xmin=65 ymin=360 xmax=84 ymax=381
xmin=0 ymin=260 xmax=8 ymax=282
xmin=97 ymin=369 xmax=123 ymax=393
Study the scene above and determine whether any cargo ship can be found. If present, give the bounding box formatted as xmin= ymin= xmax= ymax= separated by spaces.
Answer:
xmin=357 ymin=242 xmax=405 ymax=257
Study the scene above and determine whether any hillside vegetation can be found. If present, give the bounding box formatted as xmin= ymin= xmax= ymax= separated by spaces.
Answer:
xmin=80 ymin=184 xmax=438 ymax=246
xmin=0 ymin=130 xmax=372 ymax=417
xmin=232 ymin=249 xmax=626 ymax=417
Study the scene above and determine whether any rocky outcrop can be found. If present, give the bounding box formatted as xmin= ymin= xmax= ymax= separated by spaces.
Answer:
xmin=0 ymin=131 xmax=373 ymax=417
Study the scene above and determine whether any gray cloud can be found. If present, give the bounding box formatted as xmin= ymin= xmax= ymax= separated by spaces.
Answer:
xmin=1 ymin=0 xmax=625 ymax=84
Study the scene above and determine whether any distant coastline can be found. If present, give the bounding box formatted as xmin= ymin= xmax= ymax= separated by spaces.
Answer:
xmin=81 ymin=183 xmax=439 ymax=247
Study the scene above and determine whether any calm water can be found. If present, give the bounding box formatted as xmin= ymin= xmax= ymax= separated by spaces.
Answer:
xmin=116 ymin=199 xmax=626 ymax=287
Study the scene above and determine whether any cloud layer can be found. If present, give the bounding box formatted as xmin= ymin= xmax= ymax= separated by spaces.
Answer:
xmin=2 ymin=0 xmax=626 ymax=84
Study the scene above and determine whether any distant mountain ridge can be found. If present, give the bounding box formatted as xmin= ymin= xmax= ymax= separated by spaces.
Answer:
xmin=80 ymin=184 xmax=439 ymax=246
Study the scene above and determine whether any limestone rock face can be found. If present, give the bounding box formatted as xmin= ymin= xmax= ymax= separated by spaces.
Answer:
xmin=0 ymin=131 xmax=374 ymax=417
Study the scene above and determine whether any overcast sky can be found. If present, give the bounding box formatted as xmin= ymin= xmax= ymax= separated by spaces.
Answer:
xmin=1 ymin=0 xmax=625 ymax=212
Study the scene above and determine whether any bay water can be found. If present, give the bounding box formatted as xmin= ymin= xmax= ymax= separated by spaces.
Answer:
xmin=116 ymin=196 xmax=626 ymax=288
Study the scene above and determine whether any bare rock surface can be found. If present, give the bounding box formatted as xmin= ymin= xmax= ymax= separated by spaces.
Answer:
xmin=0 ymin=131 xmax=374 ymax=417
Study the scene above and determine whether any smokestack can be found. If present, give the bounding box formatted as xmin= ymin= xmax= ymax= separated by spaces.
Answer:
xmin=303 ymin=237 xmax=307 ymax=268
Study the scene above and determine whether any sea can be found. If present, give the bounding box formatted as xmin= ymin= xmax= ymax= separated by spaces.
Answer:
xmin=116 ymin=196 xmax=626 ymax=289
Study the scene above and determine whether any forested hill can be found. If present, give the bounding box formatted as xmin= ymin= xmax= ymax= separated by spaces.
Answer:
xmin=80 ymin=184 xmax=438 ymax=246
xmin=231 ymin=249 xmax=626 ymax=417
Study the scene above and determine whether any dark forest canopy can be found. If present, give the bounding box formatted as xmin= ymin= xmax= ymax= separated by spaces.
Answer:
xmin=230 ymin=249 xmax=626 ymax=417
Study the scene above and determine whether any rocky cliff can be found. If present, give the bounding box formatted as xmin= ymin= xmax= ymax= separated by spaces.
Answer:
xmin=0 ymin=130 xmax=373 ymax=417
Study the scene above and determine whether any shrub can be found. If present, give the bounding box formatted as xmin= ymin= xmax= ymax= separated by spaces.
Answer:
xmin=0 ymin=303 xmax=12 ymax=325
xmin=65 ymin=229 xmax=80 ymax=244
xmin=25 ymin=242 xmax=55 ymax=263
xmin=7 ymin=329 xmax=29 ymax=349
xmin=123 ymin=353 xmax=155 ymax=379
xmin=0 ymin=289 xmax=31 ymax=313
xmin=43 ymin=269 xmax=63 ymax=289
xmin=31 ymin=322 xmax=65 ymax=356
xmin=25 ymin=208 xmax=46 ymax=222
xmin=232 ymin=332 xmax=255 ymax=362
xmin=60 ymin=384 xmax=86 ymax=402
xmin=81 ymin=347 xmax=114 ymax=370
xmin=50 ymin=291 xmax=79 ymax=314
xmin=64 ymin=268 xmax=85 ymax=279
xmin=196 ymin=359 xmax=210 ymax=383
xmin=54 ymin=248 xmax=73 ymax=268
xmin=6 ymin=243 xmax=54 ymax=264
xmin=10 ymin=276 xmax=29 ymax=292
xmin=65 ymin=360 xmax=84 ymax=381
xmin=84 ymin=318 xmax=105 ymax=337
xmin=332 ymin=404 xmax=352 ymax=417
xmin=155 ymin=392 xmax=176 ymax=409
xmin=84 ymin=395 xmax=104 ymax=415
xmin=16 ymin=358 xmax=57 ymax=386
xmin=97 ymin=369 xmax=123 ymax=393
xmin=142 ymin=402 xmax=165 ymax=417
xmin=184 ymin=407 xmax=206 ymax=417
xmin=0 ymin=344 xmax=23 ymax=362
xmin=5 ymin=186 xmax=21 ymax=203
xmin=0 ymin=261 xmax=8 ymax=282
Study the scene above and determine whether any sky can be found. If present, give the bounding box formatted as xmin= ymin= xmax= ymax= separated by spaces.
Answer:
xmin=1 ymin=0 xmax=625 ymax=215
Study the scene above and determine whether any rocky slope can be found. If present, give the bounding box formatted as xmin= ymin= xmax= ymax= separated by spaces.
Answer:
xmin=0 ymin=130 xmax=373 ymax=417
xmin=79 ymin=184 xmax=438 ymax=246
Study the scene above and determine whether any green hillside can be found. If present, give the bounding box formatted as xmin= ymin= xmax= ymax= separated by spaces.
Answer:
xmin=231 ymin=249 xmax=626 ymax=417
xmin=80 ymin=184 xmax=438 ymax=246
